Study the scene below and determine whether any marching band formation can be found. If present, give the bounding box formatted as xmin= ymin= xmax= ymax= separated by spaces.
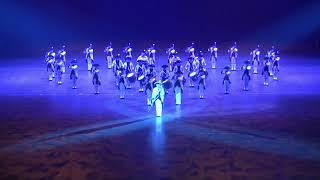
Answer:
xmin=45 ymin=42 xmax=281 ymax=117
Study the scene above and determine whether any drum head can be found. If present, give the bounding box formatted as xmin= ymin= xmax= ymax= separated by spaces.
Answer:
xmin=162 ymin=79 xmax=173 ymax=89
xmin=127 ymin=72 xmax=134 ymax=78
xmin=189 ymin=71 xmax=197 ymax=77
xmin=138 ymin=75 xmax=145 ymax=81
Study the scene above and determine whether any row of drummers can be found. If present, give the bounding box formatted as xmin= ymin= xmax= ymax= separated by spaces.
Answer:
xmin=86 ymin=42 xmax=279 ymax=72
xmin=47 ymin=42 xmax=280 ymax=73
xmin=45 ymin=41 xmax=279 ymax=73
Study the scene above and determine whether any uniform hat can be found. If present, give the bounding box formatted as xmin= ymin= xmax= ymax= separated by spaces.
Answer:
xmin=176 ymin=71 xmax=183 ymax=75
xmin=146 ymin=73 xmax=153 ymax=78
xmin=93 ymin=64 xmax=100 ymax=68
xmin=161 ymin=64 xmax=168 ymax=69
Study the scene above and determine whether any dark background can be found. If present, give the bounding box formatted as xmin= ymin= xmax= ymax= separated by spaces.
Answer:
xmin=1 ymin=0 xmax=320 ymax=57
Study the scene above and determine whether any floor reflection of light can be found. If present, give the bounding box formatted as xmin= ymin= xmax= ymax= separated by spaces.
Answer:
xmin=152 ymin=117 xmax=164 ymax=152
xmin=171 ymin=122 xmax=320 ymax=161
xmin=150 ymin=117 xmax=166 ymax=166
xmin=175 ymin=105 xmax=181 ymax=118
xmin=156 ymin=117 xmax=162 ymax=133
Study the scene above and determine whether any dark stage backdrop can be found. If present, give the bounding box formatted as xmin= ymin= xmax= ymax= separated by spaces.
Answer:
xmin=1 ymin=0 xmax=320 ymax=58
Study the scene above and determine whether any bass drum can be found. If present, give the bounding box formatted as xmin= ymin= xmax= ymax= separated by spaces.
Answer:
xmin=162 ymin=79 xmax=173 ymax=90
xmin=189 ymin=71 xmax=198 ymax=82
xmin=126 ymin=72 xmax=136 ymax=83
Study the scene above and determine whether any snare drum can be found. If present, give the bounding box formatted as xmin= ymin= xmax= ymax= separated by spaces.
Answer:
xmin=162 ymin=79 xmax=173 ymax=90
xmin=189 ymin=71 xmax=198 ymax=81
xmin=47 ymin=59 xmax=54 ymax=64
xmin=138 ymin=75 xmax=145 ymax=81
xmin=178 ymin=75 xmax=184 ymax=81
xmin=127 ymin=72 xmax=136 ymax=83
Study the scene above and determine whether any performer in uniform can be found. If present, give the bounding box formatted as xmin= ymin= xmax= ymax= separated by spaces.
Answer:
xmin=55 ymin=57 xmax=64 ymax=85
xmin=160 ymin=65 xmax=171 ymax=94
xmin=267 ymin=46 xmax=276 ymax=76
xmin=173 ymin=61 xmax=184 ymax=79
xmin=198 ymin=51 xmax=206 ymax=69
xmin=146 ymin=64 xmax=157 ymax=79
xmin=262 ymin=57 xmax=271 ymax=86
xmin=92 ymin=64 xmax=101 ymax=94
xmin=250 ymin=45 xmax=261 ymax=74
xmin=222 ymin=66 xmax=232 ymax=94
xmin=242 ymin=60 xmax=252 ymax=91
xmin=272 ymin=53 xmax=280 ymax=80
xmin=45 ymin=47 xmax=55 ymax=81
xmin=172 ymin=55 xmax=182 ymax=73
xmin=147 ymin=44 xmax=156 ymax=65
xmin=104 ymin=42 xmax=114 ymax=69
xmin=185 ymin=57 xmax=196 ymax=87
xmin=151 ymin=81 xmax=165 ymax=117
xmin=193 ymin=55 xmax=200 ymax=71
xmin=145 ymin=74 xmax=156 ymax=106
xmin=84 ymin=44 xmax=94 ymax=71
xmin=123 ymin=56 xmax=135 ymax=88
xmin=69 ymin=59 xmax=79 ymax=89
xmin=135 ymin=59 xmax=147 ymax=92
xmin=208 ymin=42 xmax=218 ymax=69
xmin=112 ymin=54 xmax=124 ymax=86
xmin=197 ymin=67 xmax=208 ymax=99
xmin=174 ymin=71 xmax=184 ymax=105
xmin=46 ymin=46 xmax=55 ymax=59
xmin=123 ymin=43 xmax=133 ymax=59
xmin=118 ymin=67 xmax=127 ymax=99
xmin=166 ymin=44 xmax=176 ymax=71
xmin=58 ymin=45 xmax=67 ymax=73
xmin=228 ymin=42 xmax=238 ymax=71
xmin=185 ymin=43 xmax=195 ymax=58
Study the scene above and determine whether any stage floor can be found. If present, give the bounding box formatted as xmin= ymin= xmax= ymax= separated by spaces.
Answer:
xmin=1 ymin=54 xmax=320 ymax=179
